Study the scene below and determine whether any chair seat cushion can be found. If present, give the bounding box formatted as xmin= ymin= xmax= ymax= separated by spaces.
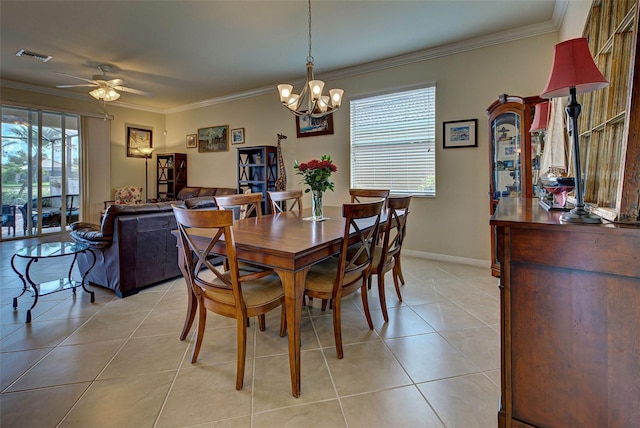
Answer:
xmin=304 ymin=257 xmax=363 ymax=294
xmin=202 ymin=271 xmax=284 ymax=308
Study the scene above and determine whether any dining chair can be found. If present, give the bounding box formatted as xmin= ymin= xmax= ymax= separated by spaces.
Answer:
xmin=214 ymin=192 xmax=263 ymax=219
xmin=173 ymin=206 xmax=286 ymax=390
xmin=304 ymin=199 xmax=384 ymax=359
xmin=267 ymin=190 xmax=303 ymax=214
xmin=368 ymin=195 xmax=412 ymax=322
xmin=1 ymin=204 xmax=16 ymax=237
xmin=349 ymin=188 xmax=390 ymax=206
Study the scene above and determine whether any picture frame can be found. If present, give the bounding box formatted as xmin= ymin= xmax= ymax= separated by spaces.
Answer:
xmin=443 ymin=119 xmax=477 ymax=149
xmin=126 ymin=126 xmax=153 ymax=158
xmin=197 ymin=125 xmax=229 ymax=153
xmin=231 ymin=128 xmax=245 ymax=145
xmin=186 ymin=133 xmax=197 ymax=149
xmin=295 ymin=113 xmax=334 ymax=138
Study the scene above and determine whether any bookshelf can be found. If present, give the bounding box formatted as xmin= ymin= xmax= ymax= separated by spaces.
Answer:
xmin=237 ymin=146 xmax=278 ymax=214
xmin=156 ymin=153 xmax=187 ymax=201
xmin=579 ymin=0 xmax=639 ymax=221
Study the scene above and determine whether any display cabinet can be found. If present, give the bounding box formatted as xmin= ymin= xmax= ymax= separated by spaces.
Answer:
xmin=487 ymin=94 xmax=543 ymax=277
xmin=237 ymin=146 xmax=278 ymax=214
xmin=156 ymin=153 xmax=187 ymax=201
xmin=578 ymin=0 xmax=639 ymax=222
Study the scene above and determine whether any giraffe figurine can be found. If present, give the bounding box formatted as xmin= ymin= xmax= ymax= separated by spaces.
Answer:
xmin=275 ymin=133 xmax=287 ymax=191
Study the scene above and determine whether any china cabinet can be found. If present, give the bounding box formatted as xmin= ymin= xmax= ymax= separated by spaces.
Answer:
xmin=237 ymin=146 xmax=278 ymax=214
xmin=156 ymin=153 xmax=187 ymax=201
xmin=487 ymin=94 xmax=543 ymax=276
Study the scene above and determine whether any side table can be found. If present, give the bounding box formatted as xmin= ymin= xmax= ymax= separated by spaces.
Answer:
xmin=11 ymin=241 xmax=96 ymax=323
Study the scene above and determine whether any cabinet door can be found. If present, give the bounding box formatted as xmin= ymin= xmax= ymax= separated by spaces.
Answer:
xmin=491 ymin=112 xmax=522 ymax=199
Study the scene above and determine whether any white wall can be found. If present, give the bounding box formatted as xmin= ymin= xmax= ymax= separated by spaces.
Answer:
xmin=2 ymin=31 xmax=567 ymax=263
xmin=164 ymin=32 xmax=558 ymax=263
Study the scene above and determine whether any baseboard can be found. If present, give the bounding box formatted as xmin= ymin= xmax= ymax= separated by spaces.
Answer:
xmin=402 ymin=249 xmax=490 ymax=269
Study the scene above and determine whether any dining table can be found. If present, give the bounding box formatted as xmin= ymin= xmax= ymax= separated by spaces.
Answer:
xmin=174 ymin=205 xmax=379 ymax=398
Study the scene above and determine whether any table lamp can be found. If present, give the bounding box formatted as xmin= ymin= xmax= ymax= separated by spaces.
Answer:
xmin=540 ymin=37 xmax=608 ymax=223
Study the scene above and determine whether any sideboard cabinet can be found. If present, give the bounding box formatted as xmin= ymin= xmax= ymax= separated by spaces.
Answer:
xmin=491 ymin=198 xmax=640 ymax=428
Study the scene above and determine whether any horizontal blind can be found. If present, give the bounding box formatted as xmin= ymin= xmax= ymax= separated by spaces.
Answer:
xmin=350 ymin=86 xmax=436 ymax=196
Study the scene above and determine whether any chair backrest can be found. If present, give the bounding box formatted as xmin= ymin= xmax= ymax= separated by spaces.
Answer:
xmin=114 ymin=186 xmax=143 ymax=205
xmin=172 ymin=207 xmax=241 ymax=306
xmin=379 ymin=195 xmax=412 ymax=267
xmin=267 ymin=190 xmax=303 ymax=214
xmin=335 ymin=199 xmax=384 ymax=297
xmin=215 ymin=193 xmax=263 ymax=219
xmin=349 ymin=189 xmax=390 ymax=205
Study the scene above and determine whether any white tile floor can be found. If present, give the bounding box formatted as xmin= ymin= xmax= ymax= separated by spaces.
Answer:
xmin=0 ymin=236 xmax=501 ymax=428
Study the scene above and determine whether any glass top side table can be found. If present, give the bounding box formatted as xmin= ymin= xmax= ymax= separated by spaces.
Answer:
xmin=11 ymin=241 xmax=96 ymax=323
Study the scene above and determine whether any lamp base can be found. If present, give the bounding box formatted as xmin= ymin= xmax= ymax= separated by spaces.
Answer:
xmin=560 ymin=208 xmax=602 ymax=224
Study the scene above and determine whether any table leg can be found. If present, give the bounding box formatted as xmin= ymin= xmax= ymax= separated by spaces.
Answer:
xmin=11 ymin=254 xmax=28 ymax=309
xmin=275 ymin=267 xmax=308 ymax=398
xmin=24 ymin=258 xmax=39 ymax=323
xmin=79 ymin=249 xmax=96 ymax=303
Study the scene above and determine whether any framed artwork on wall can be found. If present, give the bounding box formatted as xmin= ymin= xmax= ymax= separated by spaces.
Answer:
xmin=126 ymin=126 xmax=153 ymax=157
xmin=443 ymin=119 xmax=477 ymax=148
xmin=186 ymin=133 xmax=197 ymax=148
xmin=231 ymin=128 xmax=245 ymax=144
xmin=197 ymin=125 xmax=229 ymax=152
xmin=295 ymin=113 xmax=334 ymax=138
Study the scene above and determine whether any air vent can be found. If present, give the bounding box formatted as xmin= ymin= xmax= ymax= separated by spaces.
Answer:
xmin=16 ymin=49 xmax=52 ymax=62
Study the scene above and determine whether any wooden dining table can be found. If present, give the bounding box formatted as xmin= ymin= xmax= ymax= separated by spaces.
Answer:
xmin=175 ymin=205 xmax=374 ymax=397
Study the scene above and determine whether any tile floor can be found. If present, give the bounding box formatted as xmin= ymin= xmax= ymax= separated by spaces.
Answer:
xmin=0 ymin=236 xmax=501 ymax=428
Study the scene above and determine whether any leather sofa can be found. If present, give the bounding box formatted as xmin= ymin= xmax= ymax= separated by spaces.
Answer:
xmin=70 ymin=187 xmax=238 ymax=297
xmin=71 ymin=202 xmax=186 ymax=297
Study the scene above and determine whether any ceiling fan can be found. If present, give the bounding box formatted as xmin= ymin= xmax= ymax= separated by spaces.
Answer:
xmin=56 ymin=64 xmax=152 ymax=101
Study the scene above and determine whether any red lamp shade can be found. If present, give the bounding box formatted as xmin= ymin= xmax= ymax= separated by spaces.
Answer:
xmin=530 ymin=101 xmax=550 ymax=132
xmin=540 ymin=37 xmax=609 ymax=98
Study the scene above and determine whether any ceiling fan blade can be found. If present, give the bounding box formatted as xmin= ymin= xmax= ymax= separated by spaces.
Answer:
xmin=56 ymin=84 xmax=98 ymax=88
xmin=114 ymin=86 xmax=153 ymax=97
xmin=106 ymin=78 xmax=124 ymax=86
xmin=56 ymin=72 xmax=97 ymax=84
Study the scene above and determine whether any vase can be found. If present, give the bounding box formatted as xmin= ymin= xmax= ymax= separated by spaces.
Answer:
xmin=311 ymin=189 xmax=324 ymax=220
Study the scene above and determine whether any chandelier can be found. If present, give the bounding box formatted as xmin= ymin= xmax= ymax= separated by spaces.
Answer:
xmin=277 ymin=0 xmax=343 ymax=118
xmin=89 ymin=85 xmax=120 ymax=102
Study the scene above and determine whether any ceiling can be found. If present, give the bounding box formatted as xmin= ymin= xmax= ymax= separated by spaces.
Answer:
xmin=1 ymin=1 xmax=563 ymax=113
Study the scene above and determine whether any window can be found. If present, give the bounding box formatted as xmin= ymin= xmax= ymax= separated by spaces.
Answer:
xmin=350 ymin=85 xmax=436 ymax=196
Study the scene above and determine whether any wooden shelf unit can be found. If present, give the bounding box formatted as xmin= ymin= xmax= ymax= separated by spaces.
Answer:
xmin=579 ymin=0 xmax=640 ymax=221
xmin=156 ymin=153 xmax=187 ymax=201
xmin=237 ymin=146 xmax=278 ymax=214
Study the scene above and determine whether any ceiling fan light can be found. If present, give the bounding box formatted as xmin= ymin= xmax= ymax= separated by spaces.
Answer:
xmin=89 ymin=87 xmax=105 ymax=100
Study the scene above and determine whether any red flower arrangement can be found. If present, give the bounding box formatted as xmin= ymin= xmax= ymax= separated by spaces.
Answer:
xmin=294 ymin=155 xmax=337 ymax=193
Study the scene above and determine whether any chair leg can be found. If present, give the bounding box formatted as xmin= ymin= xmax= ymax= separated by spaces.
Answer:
xmin=360 ymin=280 xmax=374 ymax=330
xmin=332 ymin=298 xmax=344 ymax=359
xmin=321 ymin=299 xmax=329 ymax=311
xmin=236 ymin=316 xmax=247 ymax=390
xmin=279 ymin=304 xmax=287 ymax=337
xmin=395 ymin=254 xmax=406 ymax=286
xmin=377 ymin=272 xmax=389 ymax=323
xmin=191 ymin=301 xmax=207 ymax=363
xmin=258 ymin=314 xmax=266 ymax=331
xmin=392 ymin=261 xmax=403 ymax=302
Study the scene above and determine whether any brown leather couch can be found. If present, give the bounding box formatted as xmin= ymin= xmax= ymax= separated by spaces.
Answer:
xmin=71 ymin=202 xmax=186 ymax=297
xmin=71 ymin=188 xmax=238 ymax=297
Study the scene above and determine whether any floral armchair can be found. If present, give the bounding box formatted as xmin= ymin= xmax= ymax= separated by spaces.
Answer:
xmin=102 ymin=186 xmax=143 ymax=217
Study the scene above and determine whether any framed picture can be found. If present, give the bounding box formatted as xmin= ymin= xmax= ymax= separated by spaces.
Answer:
xmin=186 ymin=133 xmax=197 ymax=149
xmin=126 ymin=126 xmax=153 ymax=158
xmin=197 ymin=125 xmax=229 ymax=153
xmin=296 ymin=113 xmax=334 ymax=138
xmin=443 ymin=119 xmax=477 ymax=149
xmin=231 ymin=128 xmax=245 ymax=144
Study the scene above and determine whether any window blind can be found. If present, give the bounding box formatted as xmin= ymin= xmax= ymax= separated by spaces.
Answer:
xmin=350 ymin=85 xmax=436 ymax=196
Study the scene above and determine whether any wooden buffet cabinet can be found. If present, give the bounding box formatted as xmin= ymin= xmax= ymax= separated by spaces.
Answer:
xmin=491 ymin=198 xmax=639 ymax=428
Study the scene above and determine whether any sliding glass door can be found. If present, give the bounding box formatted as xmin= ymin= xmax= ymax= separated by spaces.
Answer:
xmin=1 ymin=106 xmax=81 ymax=240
